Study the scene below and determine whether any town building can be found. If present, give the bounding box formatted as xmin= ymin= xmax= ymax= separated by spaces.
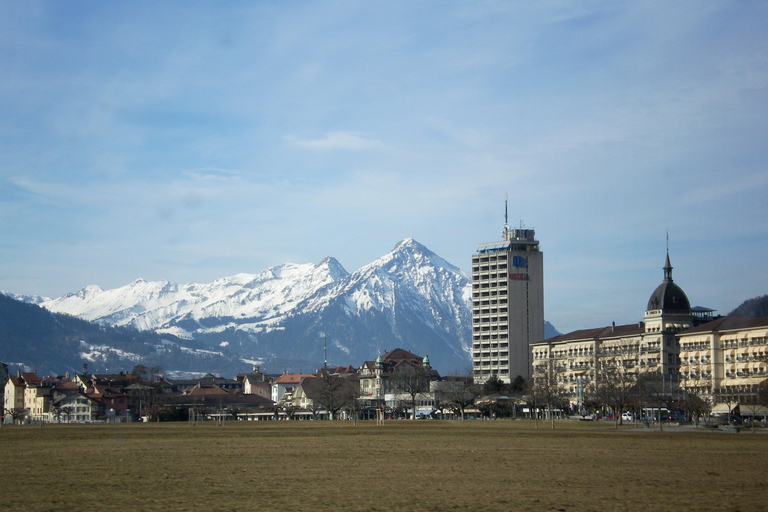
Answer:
xmin=271 ymin=372 xmax=314 ymax=404
xmin=240 ymin=365 xmax=274 ymax=398
xmin=678 ymin=316 xmax=768 ymax=409
xmin=4 ymin=373 xmax=27 ymax=415
xmin=52 ymin=391 xmax=102 ymax=423
xmin=530 ymin=252 xmax=708 ymax=406
xmin=357 ymin=348 xmax=440 ymax=418
xmin=472 ymin=197 xmax=544 ymax=383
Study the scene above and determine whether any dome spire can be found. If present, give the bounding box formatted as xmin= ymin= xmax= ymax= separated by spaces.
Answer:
xmin=664 ymin=230 xmax=673 ymax=282
xmin=663 ymin=252 xmax=673 ymax=282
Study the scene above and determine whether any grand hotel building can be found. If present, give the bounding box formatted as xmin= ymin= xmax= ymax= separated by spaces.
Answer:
xmin=531 ymin=253 xmax=704 ymax=400
xmin=531 ymin=252 xmax=768 ymax=409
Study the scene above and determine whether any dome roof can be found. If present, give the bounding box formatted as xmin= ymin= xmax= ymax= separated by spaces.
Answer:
xmin=646 ymin=253 xmax=691 ymax=313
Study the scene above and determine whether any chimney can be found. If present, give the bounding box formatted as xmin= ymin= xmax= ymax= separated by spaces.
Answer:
xmin=611 ymin=321 xmax=615 ymax=332
xmin=82 ymin=363 xmax=88 ymax=376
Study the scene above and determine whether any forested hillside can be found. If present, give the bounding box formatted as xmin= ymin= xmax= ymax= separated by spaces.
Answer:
xmin=0 ymin=294 xmax=249 ymax=376
xmin=729 ymin=295 xmax=768 ymax=318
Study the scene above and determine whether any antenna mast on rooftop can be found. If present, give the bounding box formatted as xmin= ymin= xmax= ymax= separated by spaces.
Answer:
xmin=502 ymin=192 xmax=510 ymax=239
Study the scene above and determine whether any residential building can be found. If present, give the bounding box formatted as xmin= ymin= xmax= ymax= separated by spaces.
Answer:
xmin=162 ymin=385 xmax=273 ymax=419
xmin=357 ymin=348 xmax=440 ymax=417
xmin=472 ymin=198 xmax=544 ymax=383
xmin=271 ymin=373 xmax=314 ymax=404
xmin=241 ymin=366 xmax=275 ymax=398
xmin=23 ymin=374 xmax=54 ymax=421
xmin=4 ymin=374 xmax=26 ymax=415
xmin=291 ymin=367 xmax=360 ymax=420
xmin=52 ymin=391 xmax=102 ymax=423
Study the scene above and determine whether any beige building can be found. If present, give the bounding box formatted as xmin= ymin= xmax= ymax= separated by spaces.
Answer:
xmin=531 ymin=253 xmax=700 ymax=404
xmin=472 ymin=201 xmax=544 ymax=384
xmin=4 ymin=374 xmax=26 ymax=415
xmin=358 ymin=348 xmax=435 ymax=399
xmin=678 ymin=316 xmax=768 ymax=405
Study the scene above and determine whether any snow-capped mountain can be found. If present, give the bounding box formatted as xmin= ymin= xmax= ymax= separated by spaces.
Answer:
xmin=42 ymin=256 xmax=348 ymax=334
xmin=295 ymin=239 xmax=472 ymax=367
xmin=37 ymin=239 xmax=475 ymax=372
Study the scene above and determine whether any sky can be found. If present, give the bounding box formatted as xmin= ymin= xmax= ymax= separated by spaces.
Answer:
xmin=1 ymin=1 xmax=767 ymax=334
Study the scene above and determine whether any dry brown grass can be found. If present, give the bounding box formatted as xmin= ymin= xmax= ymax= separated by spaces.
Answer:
xmin=2 ymin=420 xmax=766 ymax=512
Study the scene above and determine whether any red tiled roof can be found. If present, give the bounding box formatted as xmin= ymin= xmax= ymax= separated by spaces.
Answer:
xmin=54 ymin=381 xmax=79 ymax=391
xmin=8 ymin=375 xmax=25 ymax=387
xmin=274 ymin=373 xmax=314 ymax=384
xmin=21 ymin=372 xmax=41 ymax=385
xmin=185 ymin=384 xmax=232 ymax=396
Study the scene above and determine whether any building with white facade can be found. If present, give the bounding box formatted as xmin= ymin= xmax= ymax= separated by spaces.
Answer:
xmin=678 ymin=316 xmax=768 ymax=407
xmin=530 ymin=252 xmax=715 ymax=407
xmin=471 ymin=199 xmax=544 ymax=384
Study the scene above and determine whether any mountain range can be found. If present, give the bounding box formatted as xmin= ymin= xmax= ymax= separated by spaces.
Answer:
xmin=3 ymin=239 xmax=559 ymax=376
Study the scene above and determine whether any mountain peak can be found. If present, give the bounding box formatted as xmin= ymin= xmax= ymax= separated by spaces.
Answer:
xmin=374 ymin=238 xmax=465 ymax=278
xmin=319 ymin=256 xmax=349 ymax=280
xmin=393 ymin=238 xmax=421 ymax=251
xmin=78 ymin=284 xmax=104 ymax=298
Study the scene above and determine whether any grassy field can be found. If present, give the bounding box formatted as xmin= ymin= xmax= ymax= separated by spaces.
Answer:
xmin=2 ymin=420 xmax=766 ymax=512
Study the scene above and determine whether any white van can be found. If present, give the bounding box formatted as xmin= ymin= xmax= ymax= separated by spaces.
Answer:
xmin=621 ymin=412 xmax=633 ymax=422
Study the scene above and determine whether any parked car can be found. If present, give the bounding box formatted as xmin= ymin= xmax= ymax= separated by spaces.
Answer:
xmin=621 ymin=412 xmax=633 ymax=422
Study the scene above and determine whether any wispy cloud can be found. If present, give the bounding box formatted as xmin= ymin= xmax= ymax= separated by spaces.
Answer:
xmin=2 ymin=2 xmax=768 ymax=330
xmin=679 ymin=171 xmax=768 ymax=206
xmin=287 ymin=131 xmax=384 ymax=151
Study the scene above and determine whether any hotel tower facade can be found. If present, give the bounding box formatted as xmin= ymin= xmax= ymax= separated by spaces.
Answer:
xmin=471 ymin=200 xmax=544 ymax=384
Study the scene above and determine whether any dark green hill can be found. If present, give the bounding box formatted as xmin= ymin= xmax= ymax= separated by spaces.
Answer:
xmin=728 ymin=295 xmax=768 ymax=318
xmin=0 ymin=294 xmax=249 ymax=376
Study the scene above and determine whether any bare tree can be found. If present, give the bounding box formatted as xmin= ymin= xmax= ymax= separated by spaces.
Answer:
xmin=593 ymin=356 xmax=637 ymax=428
xmin=635 ymin=373 xmax=669 ymax=431
xmin=284 ymin=403 xmax=302 ymax=420
xmin=147 ymin=366 xmax=163 ymax=383
xmin=390 ymin=363 xmax=432 ymax=420
xmin=527 ymin=363 xmax=567 ymax=429
xmin=8 ymin=408 xmax=26 ymax=425
xmin=51 ymin=405 xmax=64 ymax=423
xmin=679 ymin=390 xmax=711 ymax=427
xmin=436 ymin=375 xmax=480 ymax=420
xmin=742 ymin=386 xmax=768 ymax=432
xmin=304 ymin=371 xmax=359 ymax=420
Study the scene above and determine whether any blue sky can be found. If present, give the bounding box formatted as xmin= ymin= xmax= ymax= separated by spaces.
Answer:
xmin=1 ymin=1 xmax=767 ymax=333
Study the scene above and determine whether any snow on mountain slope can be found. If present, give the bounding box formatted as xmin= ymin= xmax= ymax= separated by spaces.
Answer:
xmin=294 ymin=239 xmax=472 ymax=366
xmin=36 ymin=240 xmax=475 ymax=372
xmin=1 ymin=292 xmax=50 ymax=305
xmin=302 ymin=239 xmax=469 ymax=329
xmin=42 ymin=257 xmax=349 ymax=331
